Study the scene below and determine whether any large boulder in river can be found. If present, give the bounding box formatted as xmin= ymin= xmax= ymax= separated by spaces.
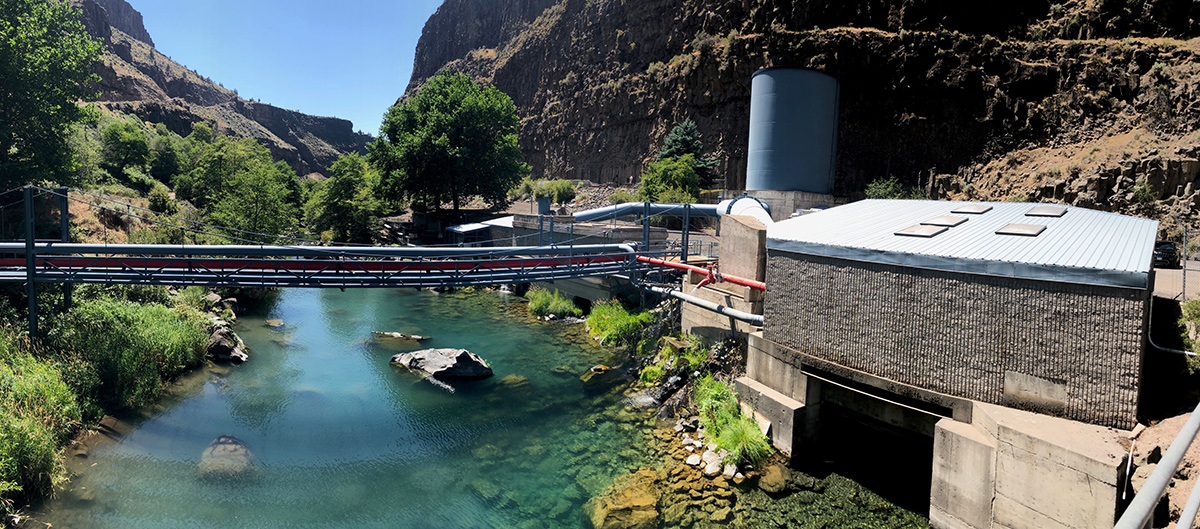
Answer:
xmin=198 ymin=435 xmax=254 ymax=477
xmin=208 ymin=326 xmax=249 ymax=364
xmin=390 ymin=348 xmax=493 ymax=379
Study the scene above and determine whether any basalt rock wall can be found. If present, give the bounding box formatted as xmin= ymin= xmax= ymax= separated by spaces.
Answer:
xmin=404 ymin=0 xmax=1200 ymax=232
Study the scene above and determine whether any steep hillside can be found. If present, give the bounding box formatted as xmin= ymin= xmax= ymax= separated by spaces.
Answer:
xmin=72 ymin=0 xmax=370 ymax=176
xmin=407 ymin=0 xmax=1200 ymax=233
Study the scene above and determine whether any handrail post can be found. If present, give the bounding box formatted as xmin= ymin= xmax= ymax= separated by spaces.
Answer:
xmin=682 ymin=203 xmax=691 ymax=263
xmin=642 ymin=201 xmax=650 ymax=251
xmin=23 ymin=186 xmax=37 ymax=338
xmin=58 ymin=186 xmax=71 ymax=311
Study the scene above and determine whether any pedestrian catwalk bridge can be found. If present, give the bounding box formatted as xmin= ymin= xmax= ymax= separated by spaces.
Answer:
xmin=0 ymin=186 xmax=734 ymax=335
xmin=0 ymin=186 xmax=661 ymax=290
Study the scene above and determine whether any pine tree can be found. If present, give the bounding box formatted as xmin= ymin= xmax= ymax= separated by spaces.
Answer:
xmin=656 ymin=119 xmax=719 ymax=188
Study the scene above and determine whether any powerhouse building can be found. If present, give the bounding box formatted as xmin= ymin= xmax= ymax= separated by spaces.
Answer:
xmin=761 ymin=199 xmax=1158 ymax=429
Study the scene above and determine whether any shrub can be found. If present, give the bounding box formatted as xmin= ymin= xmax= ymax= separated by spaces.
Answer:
xmin=585 ymin=300 xmax=655 ymax=346
xmin=639 ymin=154 xmax=700 ymax=202
xmin=526 ymin=287 xmax=581 ymax=318
xmin=692 ymin=374 xmax=773 ymax=464
xmin=1133 ymin=179 xmax=1157 ymax=204
xmin=693 ymin=374 xmax=738 ymax=432
xmin=609 ymin=189 xmax=638 ymax=205
xmin=76 ymin=283 xmax=172 ymax=305
xmin=639 ymin=364 xmax=663 ymax=384
xmin=679 ymin=334 xmax=708 ymax=369
xmin=864 ymin=176 xmax=924 ymax=199
xmin=46 ymin=299 xmax=208 ymax=411
xmin=147 ymin=184 xmax=179 ymax=216
xmin=537 ymin=179 xmax=577 ymax=204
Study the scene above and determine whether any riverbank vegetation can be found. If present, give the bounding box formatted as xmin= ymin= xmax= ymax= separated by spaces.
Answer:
xmin=525 ymin=287 xmax=581 ymax=319
xmin=694 ymin=375 xmax=771 ymax=465
xmin=584 ymin=300 xmax=656 ymax=346
xmin=0 ymin=286 xmax=211 ymax=514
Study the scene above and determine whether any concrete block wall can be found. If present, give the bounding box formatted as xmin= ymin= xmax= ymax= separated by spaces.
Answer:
xmin=764 ymin=251 xmax=1147 ymax=429
xmin=717 ymin=215 xmax=766 ymax=281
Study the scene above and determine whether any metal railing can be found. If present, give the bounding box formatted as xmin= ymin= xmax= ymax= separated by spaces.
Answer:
xmin=1114 ymin=399 xmax=1200 ymax=529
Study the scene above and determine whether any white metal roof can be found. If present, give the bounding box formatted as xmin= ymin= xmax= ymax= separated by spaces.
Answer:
xmin=766 ymin=199 xmax=1159 ymax=289
xmin=482 ymin=216 xmax=514 ymax=228
xmin=448 ymin=216 xmax=514 ymax=234
xmin=447 ymin=222 xmax=490 ymax=234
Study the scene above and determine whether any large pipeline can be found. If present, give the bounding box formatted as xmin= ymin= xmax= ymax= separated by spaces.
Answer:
xmin=638 ymin=283 xmax=764 ymax=326
xmin=635 ymin=255 xmax=766 ymax=291
xmin=572 ymin=196 xmax=773 ymax=227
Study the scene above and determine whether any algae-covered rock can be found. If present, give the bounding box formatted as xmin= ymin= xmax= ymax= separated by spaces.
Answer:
xmin=758 ymin=463 xmax=788 ymax=494
xmin=584 ymin=468 xmax=661 ymax=529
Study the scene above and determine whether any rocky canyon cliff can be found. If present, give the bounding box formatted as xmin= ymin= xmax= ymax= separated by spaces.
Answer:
xmin=407 ymin=0 xmax=1200 ymax=233
xmin=73 ymin=0 xmax=370 ymax=176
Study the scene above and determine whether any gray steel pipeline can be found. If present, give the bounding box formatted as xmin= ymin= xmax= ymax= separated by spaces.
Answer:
xmin=0 ymin=242 xmax=637 ymax=258
xmin=638 ymin=284 xmax=764 ymax=326
xmin=571 ymin=197 xmax=774 ymax=226
xmin=572 ymin=203 xmax=719 ymax=223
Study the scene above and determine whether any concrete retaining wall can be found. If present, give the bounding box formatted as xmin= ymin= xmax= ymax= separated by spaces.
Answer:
xmin=764 ymin=251 xmax=1148 ymax=429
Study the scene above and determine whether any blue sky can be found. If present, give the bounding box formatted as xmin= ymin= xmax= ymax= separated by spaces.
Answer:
xmin=133 ymin=0 xmax=445 ymax=136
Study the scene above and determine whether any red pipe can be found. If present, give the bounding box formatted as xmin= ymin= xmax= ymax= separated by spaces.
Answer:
xmin=635 ymin=255 xmax=766 ymax=291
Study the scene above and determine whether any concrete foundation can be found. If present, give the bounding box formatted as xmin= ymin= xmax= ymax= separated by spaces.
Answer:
xmin=726 ymin=189 xmax=850 ymax=222
xmin=737 ymin=332 xmax=1131 ymax=529
xmin=931 ymin=402 xmax=1127 ymax=529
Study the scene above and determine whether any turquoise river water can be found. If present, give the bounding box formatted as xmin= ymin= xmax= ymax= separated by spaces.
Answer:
xmin=35 ymin=288 xmax=655 ymax=528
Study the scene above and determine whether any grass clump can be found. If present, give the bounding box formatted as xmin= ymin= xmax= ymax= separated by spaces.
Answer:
xmin=717 ymin=414 xmax=772 ymax=466
xmin=585 ymin=300 xmax=655 ymax=346
xmin=693 ymin=374 xmax=772 ymax=465
xmin=639 ymin=364 xmax=664 ymax=384
xmin=46 ymin=299 xmax=208 ymax=415
xmin=525 ymin=287 xmax=581 ymax=318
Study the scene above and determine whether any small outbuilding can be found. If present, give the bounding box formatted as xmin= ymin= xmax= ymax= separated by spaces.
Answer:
xmin=762 ymin=199 xmax=1158 ymax=429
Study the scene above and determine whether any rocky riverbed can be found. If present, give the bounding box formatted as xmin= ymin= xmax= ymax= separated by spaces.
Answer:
xmin=583 ymin=406 xmax=930 ymax=528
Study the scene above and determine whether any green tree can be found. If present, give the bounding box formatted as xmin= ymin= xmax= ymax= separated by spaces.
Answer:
xmin=0 ymin=0 xmax=102 ymax=187
xmin=369 ymin=71 xmax=529 ymax=212
xmin=175 ymin=136 xmax=270 ymax=209
xmin=307 ymin=153 xmax=380 ymax=243
xmin=149 ymin=132 xmax=183 ymax=183
xmin=209 ymin=162 xmax=298 ymax=243
xmin=102 ymin=122 xmax=150 ymax=176
xmin=657 ymin=119 xmax=719 ymax=188
xmin=638 ymin=154 xmax=700 ymax=202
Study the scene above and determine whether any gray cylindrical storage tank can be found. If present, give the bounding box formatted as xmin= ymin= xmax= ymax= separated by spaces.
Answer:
xmin=746 ymin=68 xmax=839 ymax=193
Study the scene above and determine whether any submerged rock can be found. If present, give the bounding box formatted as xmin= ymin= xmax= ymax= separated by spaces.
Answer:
xmin=198 ymin=435 xmax=254 ymax=476
xmin=584 ymin=468 xmax=660 ymax=529
xmin=390 ymin=348 xmax=493 ymax=379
